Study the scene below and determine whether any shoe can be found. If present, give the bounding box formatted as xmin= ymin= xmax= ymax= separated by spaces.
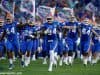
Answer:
xmin=83 ymin=64 xmax=87 ymax=67
xmin=48 ymin=68 xmax=52 ymax=72
xmin=42 ymin=61 xmax=47 ymax=64
xmin=8 ymin=64 xmax=14 ymax=70
xmin=21 ymin=61 xmax=25 ymax=68
xmin=59 ymin=60 xmax=63 ymax=66
xmin=1 ymin=57 xmax=6 ymax=60
xmin=32 ymin=57 xmax=36 ymax=61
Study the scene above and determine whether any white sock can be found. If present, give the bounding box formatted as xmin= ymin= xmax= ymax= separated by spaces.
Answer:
xmin=92 ymin=57 xmax=99 ymax=64
xmin=65 ymin=56 xmax=68 ymax=65
xmin=59 ymin=57 xmax=63 ymax=66
xmin=49 ymin=51 xmax=54 ymax=62
xmin=88 ymin=56 xmax=92 ymax=63
xmin=43 ymin=57 xmax=47 ymax=64
xmin=92 ymin=59 xmax=97 ymax=64
xmin=48 ymin=50 xmax=54 ymax=71
xmin=72 ymin=52 xmax=75 ymax=59
xmin=48 ymin=61 xmax=53 ymax=71
xmin=22 ymin=55 xmax=25 ymax=62
xmin=13 ymin=55 xmax=16 ymax=61
xmin=54 ymin=52 xmax=58 ymax=65
xmin=81 ymin=55 xmax=83 ymax=60
xmin=53 ymin=58 xmax=57 ymax=66
xmin=95 ymin=57 xmax=98 ymax=63
xmin=83 ymin=58 xmax=88 ymax=65
xmin=32 ymin=54 xmax=36 ymax=61
xmin=68 ymin=56 xmax=73 ymax=64
xmin=77 ymin=51 xmax=80 ymax=58
xmin=13 ymin=55 xmax=15 ymax=59
xmin=54 ymin=52 xmax=58 ymax=60
xmin=97 ymin=55 xmax=100 ymax=61
xmin=63 ymin=57 xmax=66 ymax=63
xmin=27 ymin=57 xmax=30 ymax=65
xmin=25 ymin=56 xmax=28 ymax=66
xmin=9 ymin=59 xmax=13 ymax=64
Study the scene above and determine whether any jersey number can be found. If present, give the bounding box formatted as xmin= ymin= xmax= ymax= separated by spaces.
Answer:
xmin=82 ymin=28 xmax=90 ymax=35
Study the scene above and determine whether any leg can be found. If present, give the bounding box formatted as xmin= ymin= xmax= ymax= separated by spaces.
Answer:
xmin=7 ymin=50 xmax=14 ymax=70
xmin=68 ymin=50 xmax=73 ymax=66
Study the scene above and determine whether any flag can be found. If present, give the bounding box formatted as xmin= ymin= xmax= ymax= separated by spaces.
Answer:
xmin=57 ymin=7 xmax=74 ymax=20
xmin=85 ymin=2 xmax=97 ymax=13
xmin=0 ymin=0 xmax=15 ymax=18
xmin=37 ymin=5 xmax=55 ymax=21
xmin=20 ymin=0 xmax=35 ymax=19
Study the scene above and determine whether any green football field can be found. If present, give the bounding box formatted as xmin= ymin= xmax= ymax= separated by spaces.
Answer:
xmin=0 ymin=59 xmax=100 ymax=75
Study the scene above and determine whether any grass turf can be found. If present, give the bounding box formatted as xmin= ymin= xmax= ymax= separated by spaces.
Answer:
xmin=0 ymin=59 xmax=100 ymax=75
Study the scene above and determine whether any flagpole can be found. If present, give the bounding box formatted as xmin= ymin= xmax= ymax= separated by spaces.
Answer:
xmin=32 ymin=0 xmax=35 ymax=22
xmin=12 ymin=1 xmax=15 ymax=20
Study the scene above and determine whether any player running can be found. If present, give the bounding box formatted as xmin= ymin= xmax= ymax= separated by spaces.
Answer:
xmin=91 ymin=25 xmax=100 ymax=65
xmin=63 ymin=15 xmax=80 ymax=66
xmin=42 ymin=16 xmax=59 ymax=72
xmin=80 ymin=18 xmax=99 ymax=66
xmin=3 ymin=14 xmax=20 ymax=70
xmin=0 ymin=18 xmax=5 ymax=60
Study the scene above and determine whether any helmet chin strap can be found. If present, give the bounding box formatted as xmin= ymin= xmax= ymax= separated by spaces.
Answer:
xmin=70 ymin=18 xmax=75 ymax=22
xmin=48 ymin=22 xmax=52 ymax=24
xmin=70 ymin=20 xmax=75 ymax=22
xmin=47 ymin=20 xmax=53 ymax=24
xmin=7 ymin=21 xmax=12 ymax=24
xmin=85 ymin=22 xmax=89 ymax=25
xmin=0 ymin=24 xmax=3 ymax=26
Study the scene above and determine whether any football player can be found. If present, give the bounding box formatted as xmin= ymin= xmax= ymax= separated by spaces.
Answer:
xmin=0 ymin=18 xmax=5 ymax=60
xmin=4 ymin=13 xmax=20 ymax=70
xmin=80 ymin=18 xmax=99 ymax=66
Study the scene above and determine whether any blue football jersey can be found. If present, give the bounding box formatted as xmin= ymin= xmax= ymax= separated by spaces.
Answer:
xmin=80 ymin=23 xmax=93 ymax=41
xmin=24 ymin=25 xmax=34 ymax=40
xmin=92 ymin=27 xmax=100 ymax=43
xmin=21 ymin=24 xmax=40 ymax=40
xmin=65 ymin=21 xmax=80 ymax=41
xmin=18 ymin=26 xmax=25 ymax=41
xmin=0 ymin=26 xmax=4 ymax=41
xmin=3 ymin=22 xmax=18 ymax=40
xmin=43 ymin=22 xmax=58 ymax=40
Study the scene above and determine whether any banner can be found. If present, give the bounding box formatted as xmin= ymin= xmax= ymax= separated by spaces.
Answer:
xmin=0 ymin=0 xmax=15 ymax=18
xmin=37 ymin=6 xmax=55 ymax=20
xmin=85 ymin=2 xmax=97 ymax=13
xmin=20 ymin=0 xmax=35 ymax=19
xmin=57 ymin=7 xmax=74 ymax=19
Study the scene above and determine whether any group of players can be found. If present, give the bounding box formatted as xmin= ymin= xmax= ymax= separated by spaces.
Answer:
xmin=0 ymin=14 xmax=100 ymax=72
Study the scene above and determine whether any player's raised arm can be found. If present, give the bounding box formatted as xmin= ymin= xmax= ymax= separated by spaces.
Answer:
xmin=92 ymin=29 xmax=100 ymax=37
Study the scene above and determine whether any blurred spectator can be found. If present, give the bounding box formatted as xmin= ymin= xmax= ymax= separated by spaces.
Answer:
xmin=47 ymin=0 xmax=56 ymax=7
xmin=0 ymin=0 xmax=99 ymax=24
